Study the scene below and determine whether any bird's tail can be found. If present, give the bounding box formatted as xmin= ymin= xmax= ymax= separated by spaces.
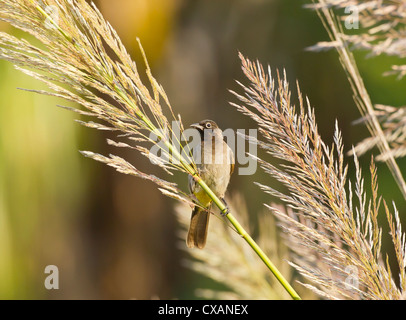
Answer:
xmin=186 ymin=206 xmax=210 ymax=249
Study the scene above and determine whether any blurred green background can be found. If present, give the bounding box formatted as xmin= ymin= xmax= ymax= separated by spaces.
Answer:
xmin=0 ymin=0 xmax=405 ymax=299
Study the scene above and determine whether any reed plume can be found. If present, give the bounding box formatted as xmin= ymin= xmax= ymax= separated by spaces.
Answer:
xmin=308 ymin=0 xmax=406 ymax=80
xmin=306 ymin=0 xmax=406 ymax=199
xmin=0 ymin=0 xmax=200 ymax=208
xmin=230 ymin=54 xmax=405 ymax=299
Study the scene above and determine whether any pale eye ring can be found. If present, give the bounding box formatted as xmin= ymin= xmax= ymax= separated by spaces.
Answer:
xmin=205 ymin=122 xmax=212 ymax=129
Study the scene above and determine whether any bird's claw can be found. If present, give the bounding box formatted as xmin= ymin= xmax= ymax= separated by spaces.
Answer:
xmin=220 ymin=198 xmax=230 ymax=216
xmin=221 ymin=207 xmax=230 ymax=216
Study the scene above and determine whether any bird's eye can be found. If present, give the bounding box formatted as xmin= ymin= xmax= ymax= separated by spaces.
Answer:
xmin=205 ymin=122 xmax=212 ymax=129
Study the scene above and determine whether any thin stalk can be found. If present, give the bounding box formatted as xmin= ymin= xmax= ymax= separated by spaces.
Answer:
xmin=315 ymin=2 xmax=406 ymax=201
xmin=191 ymin=173 xmax=301 ymax=300
xmin=226 ymin=213 xmax=301 ymax=300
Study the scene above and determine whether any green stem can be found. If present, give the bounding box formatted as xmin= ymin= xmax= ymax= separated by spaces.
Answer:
xmin=226 ymin=213 xmax=301 ymax=300
xmin=194 ymin=177 xmax=301 ymax=300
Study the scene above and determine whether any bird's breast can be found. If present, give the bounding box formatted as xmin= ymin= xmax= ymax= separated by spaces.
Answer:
xmin=193 ymin=139 xmax=232 ymax=199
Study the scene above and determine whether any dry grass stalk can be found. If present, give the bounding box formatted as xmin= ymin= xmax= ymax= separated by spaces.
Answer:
xmin=307 ymin=0 xmax=406 ymax=79
xmin=306 ymin=0 xmax=406 ymax=201
xmin=352 ymin=104 xmax=406 ymax=161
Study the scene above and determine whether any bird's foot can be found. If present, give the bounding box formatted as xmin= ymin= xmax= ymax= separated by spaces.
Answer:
xmin=220 ymin=198 xmax=230 ymax=216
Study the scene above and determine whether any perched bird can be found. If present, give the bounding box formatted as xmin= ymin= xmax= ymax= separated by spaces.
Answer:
xmin=187 ymin=120 xmax=234 ymax=249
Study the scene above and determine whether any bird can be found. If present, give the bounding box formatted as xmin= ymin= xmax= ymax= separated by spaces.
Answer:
xmin=187 ymin=120 xmax=234 ymax=249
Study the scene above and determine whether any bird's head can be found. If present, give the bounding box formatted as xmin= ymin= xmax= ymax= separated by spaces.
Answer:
xmin=190 ymin=120 xmax=223 ymax=139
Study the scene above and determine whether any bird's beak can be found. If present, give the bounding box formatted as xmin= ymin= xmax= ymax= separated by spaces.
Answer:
xmin=190 ymin=123 xmax=204 ymax=130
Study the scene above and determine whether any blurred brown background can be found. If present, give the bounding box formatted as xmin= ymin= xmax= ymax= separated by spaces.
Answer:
xmin=0 ymin=0 xmax=405 ymax=299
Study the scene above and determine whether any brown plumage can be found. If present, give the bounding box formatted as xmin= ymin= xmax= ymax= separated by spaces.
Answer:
xmin=187 ymin=120 xmax=234 ymax=249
